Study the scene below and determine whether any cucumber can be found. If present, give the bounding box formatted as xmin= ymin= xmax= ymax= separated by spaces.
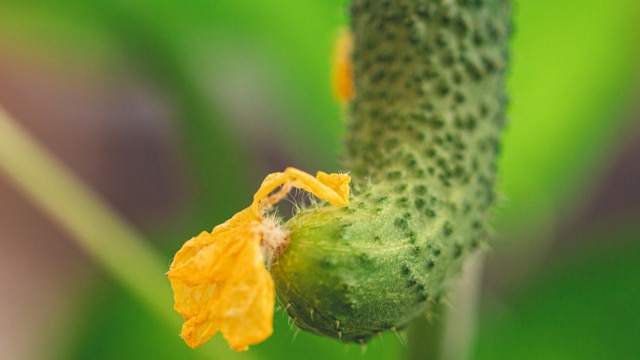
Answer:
xmin=272 ymin=0 xmax=510 ymax=343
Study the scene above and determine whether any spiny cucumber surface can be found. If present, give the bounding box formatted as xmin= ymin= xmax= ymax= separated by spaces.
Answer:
xmin=272 ymin=0 xmax=510 ymax=343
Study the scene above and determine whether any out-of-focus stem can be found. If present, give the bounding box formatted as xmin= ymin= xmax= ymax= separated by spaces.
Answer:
xmin=407 ymin=303 xmax=445 ymax=360
xmin=439 ymin=252 xmax=485 ymax=360
xmin=407 ymin=252 xmax=484 ymax=360
xmin=0 ymin=105 xmax=175 ymax=326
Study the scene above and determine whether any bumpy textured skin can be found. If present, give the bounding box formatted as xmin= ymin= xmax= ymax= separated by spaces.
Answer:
xmin=272 ymin=0 xmax=510 ymax=343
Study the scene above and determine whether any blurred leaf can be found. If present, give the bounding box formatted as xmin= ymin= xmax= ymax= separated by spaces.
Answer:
xmin=473 ymin=223 xmax=640 ymax=359
xmin=496 ymin=0 xmax=640 ymax=235
xmin=58 ymin=275 xmax=264 ymax=360
xmin=64 ymin=275 xmax=405 ymax=360
xmin=59 ymin=277 xmax=202 ymax=360
xmin=97 ymin=0 xmax=349 ymax=166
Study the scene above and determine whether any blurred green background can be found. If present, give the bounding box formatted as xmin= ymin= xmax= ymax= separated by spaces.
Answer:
xmin=0 ymin=1 xmax=638 ymax=359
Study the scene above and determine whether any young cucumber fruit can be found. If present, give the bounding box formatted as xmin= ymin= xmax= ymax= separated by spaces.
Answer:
xmin=272 ymin=0 xmax=510 ymax=343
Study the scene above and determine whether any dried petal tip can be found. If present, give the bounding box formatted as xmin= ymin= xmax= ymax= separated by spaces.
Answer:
xmin=167 ymin=167 xmax=351 ymax=351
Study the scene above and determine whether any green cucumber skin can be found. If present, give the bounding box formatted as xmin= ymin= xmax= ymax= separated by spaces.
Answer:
xmin=272 ymin=0 xmax=509 ymax=343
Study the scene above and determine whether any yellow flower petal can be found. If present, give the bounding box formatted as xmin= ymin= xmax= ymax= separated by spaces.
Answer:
xmin=169 ymin=209 xmax=257 ymax=287
xmin=254 ymin=167 xmax=350 ymax=208
xmin=168 ymin=209 xmax=269 ymax=350
xmin=178 ymin=282 xmax=222 ymax=347
xmin=218 ymin=240 xmax=274 ymax=351
xmin=313 ymin=171 xmax=351 ymax=206
xmin=167 ymin=167 xmax=350 ymax=351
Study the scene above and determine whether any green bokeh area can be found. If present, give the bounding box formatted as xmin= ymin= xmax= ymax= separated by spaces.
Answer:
xmin=496 ymin=0 xmax=640 ymax=233
xmin=1 ymin=0 xmax=639 ymax=359
xmin=474 ymin=225 xmax=640 ymax=360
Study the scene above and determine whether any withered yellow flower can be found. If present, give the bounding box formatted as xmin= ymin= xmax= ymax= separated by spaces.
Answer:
xmin=167 ymin=167 xmax=350 ymax=351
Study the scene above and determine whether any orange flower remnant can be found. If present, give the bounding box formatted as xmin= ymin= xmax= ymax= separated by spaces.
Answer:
xmin=166 ymin=167 xmax=350 ymax=351
xmin=332 ymin=29 xmax=354 ymax=102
